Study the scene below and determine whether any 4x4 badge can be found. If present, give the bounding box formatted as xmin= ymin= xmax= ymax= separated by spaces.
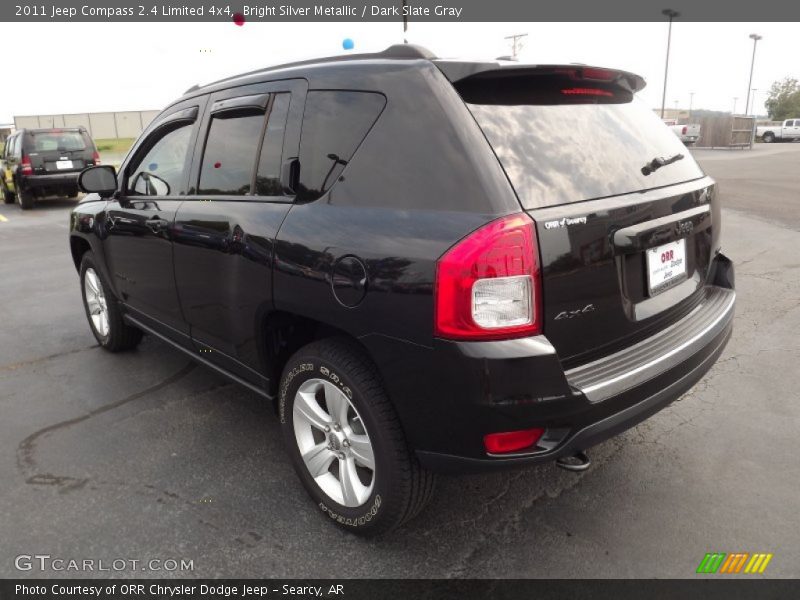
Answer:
xmin=554 ymin=304 xmax=596 ymax=320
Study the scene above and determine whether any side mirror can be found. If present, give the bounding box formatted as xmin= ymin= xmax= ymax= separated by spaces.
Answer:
xmin=78 ymin=165 xmax=117 ymax=198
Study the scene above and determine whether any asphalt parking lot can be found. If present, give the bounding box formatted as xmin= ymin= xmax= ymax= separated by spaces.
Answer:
xmin=1 ymin=143 xmax=798 ymax=579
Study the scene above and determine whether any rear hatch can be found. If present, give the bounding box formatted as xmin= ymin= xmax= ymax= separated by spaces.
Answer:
xmin=448 ymin=64 xmax=718 ymax=366
xmin=23 ymin=129 xmax=96 ymax=174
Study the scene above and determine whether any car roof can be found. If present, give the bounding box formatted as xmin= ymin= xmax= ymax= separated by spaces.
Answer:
xmin=178 ymin=44 xmax=646 ymax=101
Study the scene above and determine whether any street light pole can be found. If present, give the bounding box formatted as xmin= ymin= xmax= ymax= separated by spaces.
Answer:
xmin=744 ymin=33 xmax=762 ymax=115
xmin=689 ymin=92 xmax=695 ymax=119
xmin=660 ymin=9 xmax=679 ymax=119
xmin=732 ymin=97 xmax=738 ymax=115
xmin=751 ymin=89 xmax=758 ymax=117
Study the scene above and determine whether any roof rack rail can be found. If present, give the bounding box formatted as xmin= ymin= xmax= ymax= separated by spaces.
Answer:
xmin=184 ymin=44 xmax=437 ymax=95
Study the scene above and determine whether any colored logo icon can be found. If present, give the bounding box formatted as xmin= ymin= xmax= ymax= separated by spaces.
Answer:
xmin=696 ymin=552 xmax=773 ymax=574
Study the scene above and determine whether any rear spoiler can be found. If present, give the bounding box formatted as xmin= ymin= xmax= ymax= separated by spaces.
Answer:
xmin=433 ymin=60 xmax=646 ymax=94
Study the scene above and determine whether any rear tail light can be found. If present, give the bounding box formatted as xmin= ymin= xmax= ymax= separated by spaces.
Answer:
xmin=434 ymin=213 xmax=541 ymax=341
xmin=20 ymin=155 xmax=33 ymax=175
xmin=484 ymin=428 xmax=545 ymax=454
xmin=681 ymin=126 xmax=688 ymax=135
xmin=92 ymin=151 xmax=101 ymax=165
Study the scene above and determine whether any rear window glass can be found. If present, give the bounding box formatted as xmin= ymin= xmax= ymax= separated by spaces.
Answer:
xmin=297 ymin=91 xmax=385 ymax=202
xmin=462 ymin=78 xmax=705 ymax=209
xmin=27 ymin=131 xmax=86 ymax=152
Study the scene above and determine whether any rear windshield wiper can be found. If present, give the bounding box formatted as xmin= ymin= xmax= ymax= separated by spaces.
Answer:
xmin=641 ymin=153 xmax=684 ymax=176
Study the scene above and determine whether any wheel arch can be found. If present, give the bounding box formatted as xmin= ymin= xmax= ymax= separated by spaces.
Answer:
xmin=261 ymin=311 xmax=378 ymax=400
xmin=69 ymin=235 xmax=92 ymax=272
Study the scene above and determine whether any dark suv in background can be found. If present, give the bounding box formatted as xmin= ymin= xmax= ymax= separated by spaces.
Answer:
xmin=2 ymin=127 xmax=100 ymax=209
xmin=70 ymin=45 xmax=735 ymax=535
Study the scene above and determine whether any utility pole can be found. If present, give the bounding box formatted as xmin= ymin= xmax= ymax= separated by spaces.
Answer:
xmin=402 ymin=0 xmax=408 ymax=43
xmin=660 ymin=9 xmax=680 ymax=119
xmin=504 ymin=33 xmax=528 ymax=59
xmin=751 ymin=89 xmax=758 ymax=117
xmin=689 ymin=92 xmax=695 ymax=119
xmin=732 ymin=97 xmax=738 ymax=115
xmin=745 ymin=33 xmax=762 ymax=115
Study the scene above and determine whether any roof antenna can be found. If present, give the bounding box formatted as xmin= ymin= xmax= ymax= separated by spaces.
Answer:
xmin=402 ymin=0 xmax=408 ymax=43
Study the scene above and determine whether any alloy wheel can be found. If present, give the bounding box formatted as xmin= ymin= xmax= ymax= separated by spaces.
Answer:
xmin=84 ymin=268 xmax=109 ymax=337
xmin=293 ymin=378 xmax=375 ymax=507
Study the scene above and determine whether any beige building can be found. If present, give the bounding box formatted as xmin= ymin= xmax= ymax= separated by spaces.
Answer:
xmin=13 ymin=110 xmax=160 ymax=139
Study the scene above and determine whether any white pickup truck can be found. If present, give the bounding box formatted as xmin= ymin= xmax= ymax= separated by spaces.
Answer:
xmin=756 ymin=119 xmax=800 ymax=143
xmin=662 ymin=119 xmax=701 ymax=145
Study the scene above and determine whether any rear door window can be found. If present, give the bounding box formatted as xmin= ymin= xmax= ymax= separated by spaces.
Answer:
xmin=199 ymin=108 xmax=266 ymax=196
xmin=255 ymin=93 xmax=290 ymax=196
xmin=460 ymin=76 xmax=705 ymax=209
xmin=297 ymin=91 xmax=385 ymax=202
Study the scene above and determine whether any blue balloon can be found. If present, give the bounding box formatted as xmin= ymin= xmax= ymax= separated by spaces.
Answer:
xmin=342 ymin=38 xmax=354 ymax=50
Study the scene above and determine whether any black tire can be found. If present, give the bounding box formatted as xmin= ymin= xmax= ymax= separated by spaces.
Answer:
xmin=1 ymin=179 xmax=13 ymax=204
xmin=16 ymin=184 xmax=34 ymax=210
xmin=762 ymin=132 xmax=775 ymax=143
xmin=279 ymin=337 xmax=435 ymax=536
xmin=79 ymin=251 xmax=143 ymax=352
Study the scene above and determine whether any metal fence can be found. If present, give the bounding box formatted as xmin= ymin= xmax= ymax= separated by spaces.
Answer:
xmin=13 ymin=110 xmax=160 ymax=139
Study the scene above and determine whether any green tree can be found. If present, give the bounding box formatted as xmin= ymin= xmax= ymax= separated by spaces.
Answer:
xmin=764 ymin=77 xmax=800 ymax=121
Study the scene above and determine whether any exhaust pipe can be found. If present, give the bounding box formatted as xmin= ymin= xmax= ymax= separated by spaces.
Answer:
xmin=556 ymin=451 xmax=591 ymax=472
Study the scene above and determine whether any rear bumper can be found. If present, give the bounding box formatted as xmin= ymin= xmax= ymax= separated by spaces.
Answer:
xmin=365 ymin=253 xmax=735 ymax=474
xmin=20 ymin=173 xmax=80 ymax=193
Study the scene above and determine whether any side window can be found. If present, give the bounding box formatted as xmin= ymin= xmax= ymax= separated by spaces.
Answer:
xmin=255 ymin=94 xmax=290 ymax=196
xmin=198 ymin=108 xmax=265 ymax=195
xmin=127 ymin=123 xmax=193 ymax=196
xmin=297 ymin=91 xmax=386 ymax=202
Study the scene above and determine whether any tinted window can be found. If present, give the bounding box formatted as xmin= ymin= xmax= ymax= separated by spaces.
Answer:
xmin=255 ymin=94 xmax=290 ymax=196
xmin=199 ymin=109 xmax=265 ymax=195
xmin=27 ymin=131 xmax=86 ymax=152
xmin=297 ymin=91 xmax=385 ymax=202
xmin=128 ymin=123 xmax=192 ymax=196
xmin=463 ymin=80 xmax=705 ymax=209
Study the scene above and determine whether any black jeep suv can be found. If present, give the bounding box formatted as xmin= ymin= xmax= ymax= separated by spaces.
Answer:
xmin=3 ymin=127 xmax=100 ymax=209
xmin=70 ymin=45 xmax=735 ymax=535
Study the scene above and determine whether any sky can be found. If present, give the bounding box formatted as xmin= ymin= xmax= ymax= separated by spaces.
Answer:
xmin=2 ymin=21 xmax=797 ymax=124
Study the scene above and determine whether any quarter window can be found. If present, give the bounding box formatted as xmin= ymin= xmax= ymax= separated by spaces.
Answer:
xmin=128 ymin=123 xmax=193 ymax=196
xmin=297 ymin=91 xmax=385 ymax=202
xmin=199 ymin=109 xmax=265 ymax=196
